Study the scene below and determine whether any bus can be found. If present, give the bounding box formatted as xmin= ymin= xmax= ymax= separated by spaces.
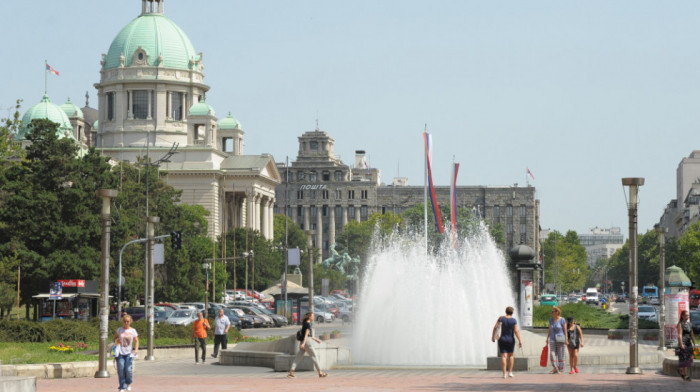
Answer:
xmin=641 ymin=284 xmax=658 ymax=299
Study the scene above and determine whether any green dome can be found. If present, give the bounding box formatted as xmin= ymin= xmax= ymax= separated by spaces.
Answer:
xmin=104 ymin=13 xmax=198 ymax=70
xmin=18 ymin=94 xmax=75 ymax=140
xmin=189 ymin=97 xmax=215 ymax=117
xmin=219 ymin=112 xmax=241 ymax=130
xmin=60 ymin=98 xmax=84 ymax=119
xmin=93 ymin=120 xmax=99 ymax=131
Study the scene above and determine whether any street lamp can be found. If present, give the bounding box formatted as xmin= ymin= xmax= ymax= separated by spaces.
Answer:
xmin=622 ymin=177 xmax=644 ymax=375
xmin=95 ymin=189 xmax=118 ymax=379
xmin=203 ymin=262 xmax=211 ymax=316
xmin=654 ymin=224 xmax=668 ymax=350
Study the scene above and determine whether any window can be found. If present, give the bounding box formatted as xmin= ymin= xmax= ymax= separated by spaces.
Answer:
xmin=507 ymin=223 xmax=513 ymax=233
xmin=107 ymin=92 xmax=115 ymax=121
xmin=322 ymin=171 xmax=330 ymax=181
xmin=520 ymin=206 xmax=526 ymax=218
xmin=520 ymin=224 xmax=526 ymax=234
xmin=335 ymin=190 xmax=342 ymax=200
xmin=297 ymin=190 xmax=304 ymax=200
xmin=297 ymin=206 xmax=302 ymax=216
xmin=335 ymin=206 xmax=342 ymax=217
xmin=322 ymin=190 xmax=329 ymax=199
xmin=348 ymin=190 xmax=355 ymax=199
xmin=309 ymin=190 xmax=316 ymax=199
xmin=323 ymin=240 xmax=328 ymax=250
xmin=361 ymin=190 xmax=368 ymax=199
xmin=348 ymin=206 xmax=355 ymax=217
xmin=286 ymin=206 xmax=292 ymax=216
xmin=309 ymin=171 xmax=317 ymax=182
xmin=493 ymin=206 xmax=500 ymax=218
xmin=223 ymin=137 xmax=233 ymax=152
xmin=361 ymin=206 xmax=368 ymax=218
xmin=334 ymin=171 xmax=343 ymax=181
xmin=194 ymin=124 xmax=205 ymax=141
xmin=506 ymin=206 xmax=513 ymax=217
xmin=297 ymin=171 xmax=305 ymax=181
xmin=171 ymin=92 xmax=183 ymax=120
xmin=310 ymin=141 xmax=319 ymax=150
xmin=310 ymin=206 xmax=317 ymax=217
xmin=322 ymin=206 xmax=329 ymax=217
xmin=132 ymin=90 xmax=149 ymax=119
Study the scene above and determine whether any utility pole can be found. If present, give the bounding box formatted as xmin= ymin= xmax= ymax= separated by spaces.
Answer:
xmin=95 ymin=189 xmax=118 ymax=379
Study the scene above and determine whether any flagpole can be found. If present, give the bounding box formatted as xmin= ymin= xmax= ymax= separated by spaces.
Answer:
xmin=423 ymin=127 xmax=428 ymax=254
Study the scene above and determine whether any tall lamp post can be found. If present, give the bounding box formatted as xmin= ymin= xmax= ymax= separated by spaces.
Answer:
xmin=203 ymin=262 xmax=211 ymax=315
xmin=95 ymin=189 xmax=118 ymax=378
xmin=654 ymin=224 xmax=668 ymax=350
xmin=622 ymin=177 xmax=644 ymax=375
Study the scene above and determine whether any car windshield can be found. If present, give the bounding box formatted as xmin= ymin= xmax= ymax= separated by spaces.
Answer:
xmin=638 ymin=306 xmax=655 ymax=313
xmin=172 ymin=310 xmax=192 ymax=318
xmin=154 ymin=311 xmax=167 ymax=318
xmin=542 ymin=296 xmax=555 ymax=301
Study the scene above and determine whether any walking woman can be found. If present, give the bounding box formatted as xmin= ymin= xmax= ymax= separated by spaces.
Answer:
xmin=677 ymin=310 xmax=696 ymax=381
xmin=491 ymin=306 xmax=523 ymax=378
xmin=566 ymin=316 xmax=584 ymax=374
xmin=114 ymin=314 xmax=139 ymax=392
xmin=546 ymin=306 xmax=568 ymax=374
xmin=287 ymin=312 xmax=328 ymax=378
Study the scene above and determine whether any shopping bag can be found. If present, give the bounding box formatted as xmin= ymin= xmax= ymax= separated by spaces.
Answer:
xmin=539 ymin=345 xmax=548 ymax=367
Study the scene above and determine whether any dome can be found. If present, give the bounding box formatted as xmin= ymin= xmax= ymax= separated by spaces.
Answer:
xmin=509 ymin=243 xmax=535 ymax=262
xmin=189 ymin=97 xmax=215 ymax=117
xmin=18 ymin=94 xmax=75 ymax=140
xmin=219 ymin=112 xmax=241 ymax=130
xmin=104 ymin=12 xmax=198 ymax=70
xmin=60 ymin=98 xmax=84 ymax=119
xmin=93 ymin=120 xmax=99 ymax=131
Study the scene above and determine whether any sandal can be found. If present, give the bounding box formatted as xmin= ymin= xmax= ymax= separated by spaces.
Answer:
xmin=550 ymin=369 xmax=559 ymax=374
xmin=287 ymin=373 xmax=295 ymax=378
xmin=319 ymin=372 xmax=328 ymax=378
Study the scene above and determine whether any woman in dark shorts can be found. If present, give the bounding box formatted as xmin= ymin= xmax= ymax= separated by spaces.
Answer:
xmin=492 ymin=306 xmax=523 ymax=378
xmin=566 ymin=316 xmax=584 ymax=374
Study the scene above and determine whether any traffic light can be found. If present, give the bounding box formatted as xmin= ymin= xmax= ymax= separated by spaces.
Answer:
xmin=110 ymin=286 xmax=118 ymax=299
xmin=171 ymin=231 xmax=182 ymax=250
xmin=121 ymin=286 xmax=129 ymax=301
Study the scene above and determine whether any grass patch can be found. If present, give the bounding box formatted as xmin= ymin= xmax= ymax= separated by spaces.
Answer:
xmin=534 ymin=303 xmax=659 ymax=329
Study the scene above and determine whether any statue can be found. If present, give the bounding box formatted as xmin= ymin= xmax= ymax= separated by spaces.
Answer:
xmin=322 ymin=244 xmax=360 ymax=280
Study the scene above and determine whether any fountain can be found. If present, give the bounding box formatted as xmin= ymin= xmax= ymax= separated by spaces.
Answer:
xmin=352 ymin=223 xmax=516 ymax=366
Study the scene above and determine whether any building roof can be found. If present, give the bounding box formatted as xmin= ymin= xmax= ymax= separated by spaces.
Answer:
xmin=219 ymin=112 xmax=241 ymax=130
xmin=104 ymin=13 xmax=198 ymax=70
xmin=189 ymin=97 xmax=215 ymax=117
xmin=18 ymin=94 xmax=75 ymax=140
xmin=60 ymin=97 xmax=83 ymax=119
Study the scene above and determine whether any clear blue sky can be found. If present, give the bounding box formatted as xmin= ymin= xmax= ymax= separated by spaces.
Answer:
xmin=2 ymin=0 xmax=699 ymax=236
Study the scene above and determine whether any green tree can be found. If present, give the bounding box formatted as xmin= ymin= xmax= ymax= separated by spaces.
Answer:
xmin=542 ymin=230 xmax=588 ymax=293
xmin=0 ymin=99 xmax=24 ymax=160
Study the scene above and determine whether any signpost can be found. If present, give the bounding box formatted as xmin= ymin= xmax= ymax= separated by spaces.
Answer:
xmin=49 ymin=281 xmax=62 ymax=319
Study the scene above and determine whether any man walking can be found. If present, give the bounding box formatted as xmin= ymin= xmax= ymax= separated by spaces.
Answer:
xmin=212 ymin=308 xmax=231 ymax=359
xmin=192 ymin=311 xmax=210 ymax=364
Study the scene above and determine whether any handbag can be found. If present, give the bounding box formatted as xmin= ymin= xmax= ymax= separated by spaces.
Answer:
xmin=492 ymin=317 xmax=502 ymax=341
xmin=539 ymin=345 xmax=549 ymax=367
xmin=555 ymin=335 xmax=566 ymax=344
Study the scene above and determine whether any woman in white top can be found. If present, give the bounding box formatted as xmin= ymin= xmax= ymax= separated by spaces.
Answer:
xmin=114 ymin=314 xmax=139 ymax=392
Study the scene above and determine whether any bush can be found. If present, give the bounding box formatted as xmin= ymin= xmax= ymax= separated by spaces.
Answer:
xmin=534 ymin=303 xmax=659 ymax=329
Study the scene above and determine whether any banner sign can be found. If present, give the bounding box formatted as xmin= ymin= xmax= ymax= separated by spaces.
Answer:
xmin=49 ymin=281 xmax=63 ymax=300
xmin=58 ymin=279 xmax=85 ymax=288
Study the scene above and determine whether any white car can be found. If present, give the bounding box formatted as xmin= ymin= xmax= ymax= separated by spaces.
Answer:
xmin=638 ymin=305 xmax=657 ymax=322
xmin=649 ymin=296 xmax=660 ymax=305
xmin=315 ymin=310 xmax=334 ymax=323
xmin=166 ymin=309 xmax=198 ymax=326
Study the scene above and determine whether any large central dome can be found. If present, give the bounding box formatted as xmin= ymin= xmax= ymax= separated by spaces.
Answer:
xmin=104 ymin=12 xmax=197 ymax=70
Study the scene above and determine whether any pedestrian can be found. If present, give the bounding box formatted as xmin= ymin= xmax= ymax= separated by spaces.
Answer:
xmin=114 ymin=314 xmax=139 ymax=392
xmin=287 ymin=311 xmax=328 ymax=378
xmin=491 ymin=306 xmax=523 ymax=379
xmin=566 ymin=316 xmax=584 ymax=374
xmin=676 ymin=310 xmax=696 ymax=381
xmin=546 ymin=306 xmax=567 ymax=374
xmin=192 ymin=311 xmax=210 ymax=364
xmin=212 ymin=308 xmax=231 ymax=359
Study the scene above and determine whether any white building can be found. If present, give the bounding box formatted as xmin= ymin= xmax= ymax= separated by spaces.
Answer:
xmin=579 ymin=227 xmax=624 ymax=267
xmin=659 ymin=151 xmax=700 ymax=238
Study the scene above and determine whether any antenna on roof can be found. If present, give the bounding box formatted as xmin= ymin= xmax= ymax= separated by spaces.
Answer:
xmin=315 ymin=111 xmax=319 ymax=131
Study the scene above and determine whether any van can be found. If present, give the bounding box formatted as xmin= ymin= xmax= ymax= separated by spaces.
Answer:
xmin=585 ymin=288 xmax=599 ymax=305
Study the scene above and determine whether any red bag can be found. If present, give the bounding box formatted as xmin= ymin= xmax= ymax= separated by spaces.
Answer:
xmin=540 ymin=345 xmax=548 ymax=367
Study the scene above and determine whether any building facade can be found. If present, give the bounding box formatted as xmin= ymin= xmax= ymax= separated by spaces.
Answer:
xmin=658 ymin=150 xmax=700 ymax=239
xmin=578 ymin=227 xmax=624 ymax=267
xmin=275 ymin=129 xmax=540 ymax=262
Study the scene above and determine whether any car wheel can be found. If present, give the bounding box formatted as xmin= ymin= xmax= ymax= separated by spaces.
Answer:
xmin=317 ymin=316 xmax=324 ymax=323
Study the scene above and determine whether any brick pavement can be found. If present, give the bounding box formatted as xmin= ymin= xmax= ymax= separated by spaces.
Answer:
xmin=37 ymin=362 xmax=694 ymax=392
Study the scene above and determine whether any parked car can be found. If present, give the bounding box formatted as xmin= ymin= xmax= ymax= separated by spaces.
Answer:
xmin=638 ymin=305 xmax=657 ymax=322
xmin=567 ymin=295 xmax=579 ymax=304
xmin=232 ymin=306 xmax=273 ymax=328
xmin=167 ymin=309 xmax=198 ymax=326
xmin=690 ymin=311 xmax=700 ymax=334
xmin=256 ymin=307 xmax=288 ymax=327
xmin=124 ymin=306 xmax=145 ymax=321
xmin=226 ymin=307 xmax=255 ymax=329
xmin=338 ymin=308 xmax=353 ymax=322
xmin=314 ymin=309 xmax=335 ymax=323
xmin=181 ymin=302 xmax=205 ymax=313
xmin=615 ymin=295 xmax=626 ymax=303
xmin=207 ymin=307 xmax=242 ymax=329
xmin=153 ymin=309 xmax=170 ymax=323
xmin=155 ymin=303 xmax=179 ymax=311
xmin=540 ymin=295 xmax=558 ymax=306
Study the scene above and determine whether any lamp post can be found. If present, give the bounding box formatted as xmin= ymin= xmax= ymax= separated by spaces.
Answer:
xmin=203 ymin=262 xmax=211 ymax=315
xmin=304 ymin=230 xmax=314 ymax=313
xmin=654 ymin=224 xmax=668 ymax=350
xmin=284 ymin=156 xmax=289 ymax=319
xmin=95 ymin=189 xmax=118 ymax=378
xmin=622 ymin=177 xmax=644 ymax=375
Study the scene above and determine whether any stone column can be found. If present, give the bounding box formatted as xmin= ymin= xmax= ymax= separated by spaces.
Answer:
xmin=304 ymin=205 xmax=310 ymax=233
xmin=329 ymin=206 xmax=336 ymax=246
xmin=316 ymin=206 xmax=323 ymax=253
xmin=355 ymin=206 xmax=361 ymax=222
xmin=254 ymin=194 xmax=261 ymax=232
xmin=342 ymin=205 xmax=348 ymax=227
xmin=261 ymin=196 xmax=269 ymax=238
xmin=247 ymin=192 xmax=255 ymax=230
xmin=268 ymin=198 xmax=275 ymax=239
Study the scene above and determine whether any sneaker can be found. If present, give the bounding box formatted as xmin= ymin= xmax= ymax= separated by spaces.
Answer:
xmin=569 ymin=370 xmax=574 ymax=374
xmin=211 ymin=354 xmax=217 ymax=358
xmin=195 ymin=361 xmax=200 ymax=365
xmin=127 ymin=386 xmax=132 ymax=391
xmin=508 ymin=372 xmax=513 ymax=378
xmin=503 ymin=374 xmax=507 ymax=379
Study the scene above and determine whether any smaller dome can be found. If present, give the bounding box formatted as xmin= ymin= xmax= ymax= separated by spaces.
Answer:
xmin=93 ymin=120 xmax=99 ymax=131
xmin=18 ymin=94 xmax=75 ymax=140
xmin=60 ymin=98 xmax=84 ymax=119
xmin=509 ymin=244 xmax=535 ymax=262
xmin=189 ymin=96 xmax=215 ymax=117
xmin=219 ymin=112 xmax=241 ymax=130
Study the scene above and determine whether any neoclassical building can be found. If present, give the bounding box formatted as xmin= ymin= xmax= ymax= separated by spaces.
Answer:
xmin=17 ymin=0 xmax=280 ymax=239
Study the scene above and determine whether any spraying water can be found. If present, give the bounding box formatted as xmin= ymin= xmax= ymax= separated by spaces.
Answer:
xmin=352 ymin=223 xmax=516 ymax=366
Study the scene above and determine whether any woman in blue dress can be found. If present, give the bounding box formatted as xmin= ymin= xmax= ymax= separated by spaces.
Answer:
xmin=492 ymin=306 xmax=523 ymax=378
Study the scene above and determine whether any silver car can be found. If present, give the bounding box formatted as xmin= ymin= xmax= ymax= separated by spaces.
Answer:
xmin=638 ymin=305 xmax=657 ymax=322
xmin=166 ymin=309 xmax=198 ymax=326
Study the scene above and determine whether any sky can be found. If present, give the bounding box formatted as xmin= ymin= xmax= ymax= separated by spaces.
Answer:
xmin=2 ymin=0 xmax=700 ymax=237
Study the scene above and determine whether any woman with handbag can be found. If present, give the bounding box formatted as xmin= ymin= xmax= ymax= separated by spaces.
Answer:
xmin=287 ymin=312 xmax=328 ymax=379
xmin=546 ymin=306 xmax=567 ymax=374
xmin=491 ymin=306 xmax=523 ymax=379
xmin=676 ymin=310 xmax=696 ymax=381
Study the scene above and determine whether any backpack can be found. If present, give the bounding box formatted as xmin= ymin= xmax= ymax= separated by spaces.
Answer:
xmin=296 ymin=328 xmax=304 ymax=341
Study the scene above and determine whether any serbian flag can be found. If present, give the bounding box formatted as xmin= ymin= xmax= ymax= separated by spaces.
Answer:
xmin=527 ymin=167 xmax=535 ymax=180
xmin=424 ymin=132 xmax=445 ymax=234
xmin=46 ymin=63 xmax=60 ymax=76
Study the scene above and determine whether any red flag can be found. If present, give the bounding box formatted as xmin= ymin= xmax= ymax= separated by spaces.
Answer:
xmin=527 ymin=167 xmax=535 ymax=180
xmin=46 ymin=63 xmax=60 ymax=76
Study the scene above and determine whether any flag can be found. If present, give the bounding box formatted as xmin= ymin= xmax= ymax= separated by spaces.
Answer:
xmin=527 ymin=167 xmax=535 ymax=180
xmin=423 ymin=132 xmax=445 ymax=234
xmin=46 ymin=63 xmax=60 ymax=76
